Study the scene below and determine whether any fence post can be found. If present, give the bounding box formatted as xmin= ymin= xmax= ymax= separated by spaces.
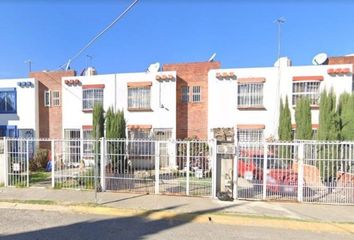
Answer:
xmin=26 ymin=140 xmax=29 ymax=187
xmin=297 ymin=143 xmax=304 ymax=202
xmin=262 ymin=142 xmax=268 ymax=200
xmin=51 ymin=140 xmax=55 ymax=188
xmin=100 ymin=138 xmax=106 ymax=192
xmin=4 ymin=138 xmax=8 ymax=187
xmin=233 ymin=142 xmax=238 ymax=200
xmin=186 ymin=141 xmax=190 ymax=196
xmin=155 ymin=141 xmax=160 ymax=194
xmin=212 ymin=139 xmax=217 ymax=199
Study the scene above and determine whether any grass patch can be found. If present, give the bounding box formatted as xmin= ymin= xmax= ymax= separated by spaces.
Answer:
xmin=0 ymin=199 xmax=57 ymax=205
xmin=30 ymin=170 xmax=51 ymax=184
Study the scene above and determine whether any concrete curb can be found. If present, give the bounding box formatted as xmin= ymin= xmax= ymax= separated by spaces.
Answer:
xmin=0 ymin=201 xmax=353 ymax=235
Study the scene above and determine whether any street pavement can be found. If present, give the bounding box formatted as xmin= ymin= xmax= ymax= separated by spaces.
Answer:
xmin=0 ymin=187 xmax=353 ymax=222
xmin=1 ymin=207 xmax=353 ymax=240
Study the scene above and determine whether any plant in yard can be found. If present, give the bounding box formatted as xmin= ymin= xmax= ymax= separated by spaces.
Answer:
xmin=295 ymin=97 xmax=312 ymax=140
xmin=278 ymin=96 xmax=292 ymax=141
xmin=105 ymin=106 xmax=127 ymax=174
xmin=338 ymin=92 xmax=354 ymax=140
xmin=317 ymin=89 xmax=340 ymax=181
xmin=93 ymin=103 xmax=105 ymax=139
xmin=29 ymin=148 xmax=49 ymax=171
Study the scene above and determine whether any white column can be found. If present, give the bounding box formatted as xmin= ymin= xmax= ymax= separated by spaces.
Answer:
xmin=51 ymin=140 xmax=55 ymax=188
xmin=212 ymin=139 xmax=217 ymax=199
xmin=297 ymin=143 xmax=304 ymax=202
xmin=4 ymin=138 xmax=8 ymax=187
xmin=233 ymin=142 xmax=238 ymax=200
xmin=186 ymin=141 xmax=190 ymax=196
xmin=154 ymin=142 xmax=160 ymax=194
xmin=100 ymin=138 xmax=106 ymax=192
xmin=262 ymin=142 xmax=268 ymax=200
xmin=26 ymin=140 xmax=29 ymax=187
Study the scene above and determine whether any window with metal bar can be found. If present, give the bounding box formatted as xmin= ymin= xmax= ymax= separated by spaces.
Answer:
xmin=64 ymin=129 xmax=81 ymax=163
xmin=192 ymin=86 xmax=201 ymax=102
xmin=83 ymin=129 xmax=94 ymax=159
xmin=292 ymin=81 xmax=320 ymax=105
xmin=181 ymin=86 xmax=189 ymax=103
xmin=237 ymin=129 xmax=264 ymax=142
xmin=237 ymin=83 xmax=263 ymax=108
xmin=128 ymin=87 xmax=151 ymax=110
xmin=52 ymin=91 xmax=60 ymax=106
xmin=82 ymin=89 xmax=103 ymax=111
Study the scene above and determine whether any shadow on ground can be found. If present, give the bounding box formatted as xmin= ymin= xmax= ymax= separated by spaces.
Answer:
xmin=0 ymin=203 xmax=244 ymax=240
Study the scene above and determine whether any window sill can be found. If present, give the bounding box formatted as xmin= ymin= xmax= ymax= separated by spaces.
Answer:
xmin=128 ymin=108 xmax=153 ymax=112
xmin=82 ymin=109 xmax=93 ymax=113
xmin=237 ymin=106 xmax=266 ymax=111
xmin=0 ymin=112 xmax=17 ymax=114
xmin=292 ymin=105 xmax=319 ymax=110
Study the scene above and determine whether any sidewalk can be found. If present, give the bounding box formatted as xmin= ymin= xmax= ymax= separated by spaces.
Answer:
xmin=0 ymin=187 xmax=353 ymax=223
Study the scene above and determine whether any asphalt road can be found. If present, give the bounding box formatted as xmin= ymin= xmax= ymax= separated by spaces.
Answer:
xmin=0 ymin=208 xmax=353 ymax=240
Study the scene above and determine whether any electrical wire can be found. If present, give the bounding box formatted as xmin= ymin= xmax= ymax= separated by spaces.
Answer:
xmin=59 ymin=0 xmax=140 ymax=70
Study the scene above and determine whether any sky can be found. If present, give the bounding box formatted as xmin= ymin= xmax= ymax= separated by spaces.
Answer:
xmin=0 ymin=0 xmax=354 ymax=78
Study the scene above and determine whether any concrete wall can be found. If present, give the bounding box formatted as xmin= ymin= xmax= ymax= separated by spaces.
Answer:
xmin=208 ymin=62 xmax=353 ymax=140
xmin=0 ymin=78 xmax=38 ymax=137
xmin=62 ymin=71 xmax=177 ymax=138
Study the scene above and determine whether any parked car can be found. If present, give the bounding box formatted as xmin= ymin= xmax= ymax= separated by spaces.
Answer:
xmin=238 ymin=150 xmax=298 ymax=194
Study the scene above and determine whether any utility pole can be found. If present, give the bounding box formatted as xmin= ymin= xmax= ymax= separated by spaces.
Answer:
xmin=24 ymin=59 xmax=32 ymax=73
xmin=275 ymin=17 xmax=286 ymax=63
xmin=274 ymin=17 xmax=286 ymax=139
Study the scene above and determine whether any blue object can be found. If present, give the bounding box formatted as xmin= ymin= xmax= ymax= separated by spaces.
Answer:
xmin=46 ymin=160 xmax=52 ymax=172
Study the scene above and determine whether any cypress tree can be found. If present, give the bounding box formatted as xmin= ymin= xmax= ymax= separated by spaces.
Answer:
xmin=93 ymin=103 xmax=105 ymax=139
xmin=338 ymin=93 xmax=354 ymax=140
xmin=295 ymin=97 xmax=312 ymax=140
xmin=282 ymin=96 xmax=293 ymax=141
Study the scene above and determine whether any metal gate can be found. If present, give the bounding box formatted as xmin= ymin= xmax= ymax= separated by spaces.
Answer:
xmin=234 ymin=141 xmax=354 ymax=205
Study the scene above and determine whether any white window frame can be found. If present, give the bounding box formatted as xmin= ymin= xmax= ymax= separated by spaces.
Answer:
xmin=44 ymin=90 xmax=51 ymax=107
xmin=83 ymin=129 xmax=94 ymax=159
xmin=192 ymin=86 xmax=201 ymax=103
xmin=237 ymin=83 xmax=264 ymax=108
xmin=292 ymin=81 xmax=320 ymax=106
xmin=128 ymin=87 xmax=151 ymax=110
xmin=82 ymin=88 xmax=104 ymax=111
xmin=237 ymin=129 xmax=264 ymax=142
xmin=52 ymin=90 xmax=60 ymax=107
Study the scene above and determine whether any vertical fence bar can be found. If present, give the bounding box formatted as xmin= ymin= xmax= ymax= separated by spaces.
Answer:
xmin=297 ymin=143 xmax=304 ymax=202
xmin=51 ymin=140 xmax=55 ymax=188
xmin=262 ymin=142 xmax=268 ymax=200
xmin=233 ymin=142 xmax=238 ymax=200
xmin=4 ymin=138 xmax=8 ymax=187
xmin=155 ymin=141 xmax=160 ymax=194
xmin=26 ymin=140 xmax=29 ymax=187
xmin=100 ymin=138 xmax=106 ymax=192
xmin=186 ymin=141 xmax=190 ymax=196
xmin=212 ymin=139 xmax=217 ymax=199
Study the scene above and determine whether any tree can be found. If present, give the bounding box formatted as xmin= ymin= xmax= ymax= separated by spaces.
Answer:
xmin=318 ymin=89 xmax=340 ymax=141
xmin=105 ymin=106 xmax=127 ymax=174
xmin=278 ymin=96 xmax=292 ymax=141
xmin=338 ymin=93 xmax=354 ymax=140
xmin=92 ymin=103 xmax=105 ymax=139
xmin=295 ymin=97 xmax=312 ymax=140
xmin=317 ymin=89 xmax=340 ymax=182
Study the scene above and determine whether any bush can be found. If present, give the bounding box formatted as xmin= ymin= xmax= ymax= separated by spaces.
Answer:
xmin=29 ymin=148 xmax=49 ymax=171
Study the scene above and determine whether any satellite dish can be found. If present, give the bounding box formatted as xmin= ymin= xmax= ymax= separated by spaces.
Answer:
xmin=208 ymin=53 xmax=217 ymax=62
xmin=312 ymin=53 xmax=328 ymax=65
xmin=147 ymin=62 xmax=160 ymax=72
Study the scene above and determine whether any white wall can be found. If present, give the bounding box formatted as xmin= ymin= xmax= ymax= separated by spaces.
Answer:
xmin=208 ymin=63 xmax=353 ymax=140
xmin=0 ymin=78 xmax=38 ymax=137
xmin=62 ymin=71 xmax=177 ymax=138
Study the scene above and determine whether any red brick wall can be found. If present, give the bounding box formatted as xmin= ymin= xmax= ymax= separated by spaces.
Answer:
xmin=29 ymin=70 xmax=76 ymax=139
xmin=328 ymin=56 xmax=354 ymax=91
xmin=163 ymin=62 xmax=220 ymax=140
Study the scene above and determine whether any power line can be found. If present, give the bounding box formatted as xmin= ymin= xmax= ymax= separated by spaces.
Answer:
xmin=59 ymin=0 xmax=140 ymax=70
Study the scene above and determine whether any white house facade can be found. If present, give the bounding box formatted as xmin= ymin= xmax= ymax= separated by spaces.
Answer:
xmin=61 ymin=71 xmax=177 ymax=142
xmin=208 ymin=57 xmax=353 ymax=142
xmin=0 ymin=78 xmax=38 ymax=138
